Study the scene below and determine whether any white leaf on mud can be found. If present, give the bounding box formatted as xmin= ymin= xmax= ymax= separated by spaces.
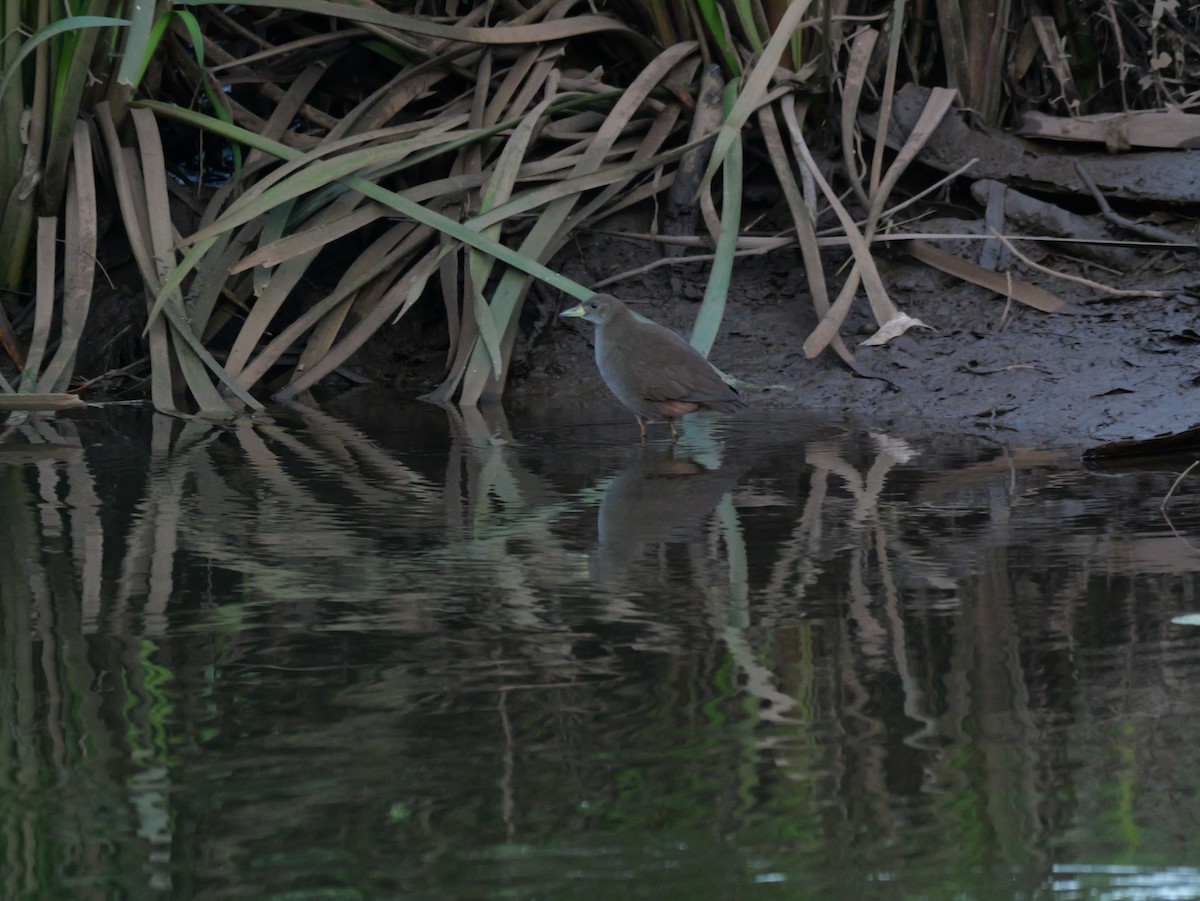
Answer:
xmin=860 ymin=314 xmax=932 ymax=346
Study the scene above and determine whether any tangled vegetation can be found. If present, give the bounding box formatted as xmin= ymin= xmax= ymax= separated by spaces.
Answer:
xmin=1 ymin=1 xmax=1198 ymax=416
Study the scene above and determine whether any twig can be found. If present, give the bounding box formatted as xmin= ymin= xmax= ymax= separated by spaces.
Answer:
xmin=876 ymin=158 xmax=978 ymax=225
xmin=1074 ymin=161 xmax=1200 ymax=248
xmin=587 ymin=227 xmax=1191 ymax=252
xmin=989 ymin=228 xmax=1171 ymax=297
xmin=594 ymin=245 xmax=782 ymax=288
xmin=1163 ymin=459 xmax=1199 ymax=511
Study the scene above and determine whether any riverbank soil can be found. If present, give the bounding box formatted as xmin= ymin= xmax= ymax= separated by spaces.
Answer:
xmin=511 ymin=213 xmax=1200 ymax=450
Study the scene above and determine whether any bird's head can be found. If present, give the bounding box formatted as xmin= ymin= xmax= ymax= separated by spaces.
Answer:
xmin=559 ymin=293 xmax=623 ymax=325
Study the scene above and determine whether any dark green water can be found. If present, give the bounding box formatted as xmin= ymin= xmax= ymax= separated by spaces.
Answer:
xmin=2 ymin=397 xmax=1200 ymax=899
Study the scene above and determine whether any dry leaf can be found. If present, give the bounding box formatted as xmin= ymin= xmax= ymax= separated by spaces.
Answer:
xmin=860 ymin=313 xmax=931 ymax=346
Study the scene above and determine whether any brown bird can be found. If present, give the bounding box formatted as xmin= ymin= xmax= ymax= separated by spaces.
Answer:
xmin=559 ymin=293 xmax=747 ymax=440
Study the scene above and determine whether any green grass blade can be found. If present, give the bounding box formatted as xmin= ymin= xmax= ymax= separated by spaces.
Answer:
xmin=699 ymin=0 xmax=814 ymax=193
xmin=691 ymin=81 xmax=742 ymax=358
xmin=115 ymin=0 xmax=157 ymax=87
xmin=695 ymin=0 xmax=742 ymax=74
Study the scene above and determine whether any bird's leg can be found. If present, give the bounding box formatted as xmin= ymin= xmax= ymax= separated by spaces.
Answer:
xmin=668 ymin=419 xmax=678 ymax=442
xmin=636 ymin=416 xmax=647 ymax=442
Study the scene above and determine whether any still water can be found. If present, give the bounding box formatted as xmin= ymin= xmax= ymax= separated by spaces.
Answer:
xmin=2 ymin=397 xmax=1200 ymax=899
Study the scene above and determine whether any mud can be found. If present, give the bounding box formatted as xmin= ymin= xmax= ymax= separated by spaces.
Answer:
xmin=513 ymin=216 xmax=1200 ymax=450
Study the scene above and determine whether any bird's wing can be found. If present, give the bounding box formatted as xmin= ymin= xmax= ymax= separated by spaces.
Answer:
xmin=627 ymin=331 xmax=741 ymax=404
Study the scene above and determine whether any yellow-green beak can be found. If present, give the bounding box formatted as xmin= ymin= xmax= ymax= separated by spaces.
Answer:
xmin=559 ymin=304 xmax=586 ymax=318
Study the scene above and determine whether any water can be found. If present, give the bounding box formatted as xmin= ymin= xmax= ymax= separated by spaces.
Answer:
xmin=3 ymin=397 xmax=1200 ymax=899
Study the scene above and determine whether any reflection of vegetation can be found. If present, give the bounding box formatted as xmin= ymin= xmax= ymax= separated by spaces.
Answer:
xmin=3 ymin=411 xmax=1200 ymax=893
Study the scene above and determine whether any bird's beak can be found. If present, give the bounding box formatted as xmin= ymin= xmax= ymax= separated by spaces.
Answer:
xmin=559 ymin=304 xmax=586 ymax=318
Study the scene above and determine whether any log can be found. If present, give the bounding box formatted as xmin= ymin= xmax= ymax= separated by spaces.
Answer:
xmin=1015 ymin=110 xmax=1200 ymax=151
xmin=862 ymin=84 xmax=1200 ymax=204
xmin=967 ymin=179 xmax=1140 ymax=268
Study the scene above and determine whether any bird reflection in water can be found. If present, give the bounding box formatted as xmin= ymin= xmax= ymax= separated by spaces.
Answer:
xmin=590 ymin=445 xmax=741 ymax=584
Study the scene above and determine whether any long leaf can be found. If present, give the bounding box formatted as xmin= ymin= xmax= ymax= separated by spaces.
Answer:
xmin=115 ymin=0 xmax=157 ymax=87
xmin=19 ymin=217 xmax=56 ymax=391
xmin=223 ymin=191 xmax=365 ymax=378
xmin=178 ymin=0 xmax=655 ymax=55
xmin=137 ymin=102 xmax=594 ymax=336
xmin=469 ymin=96 xmax=555 ymax=382
xmin=457 ymin=41 xmax=698 ymax=405
xmin=0 ymin=17 xmax=129 ymax=102
xmin=96 ymin=102 xmax=175 ymax=413
xmin=274 ymin=247 xmax=444 ymax=400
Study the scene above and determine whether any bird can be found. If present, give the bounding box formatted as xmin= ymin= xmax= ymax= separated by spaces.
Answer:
xmin=559 ymin=293 xmax=747 ymax=440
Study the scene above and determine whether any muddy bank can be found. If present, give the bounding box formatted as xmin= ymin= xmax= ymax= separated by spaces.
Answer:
xmin=511 ymin=219 xmax=1200 ymax=450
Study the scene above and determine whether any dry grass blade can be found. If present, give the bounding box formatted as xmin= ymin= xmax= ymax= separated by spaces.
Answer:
xmin=275 ymin=247 xmax=444 ymax=400
xmin=234 ymin=223 xmax=429 ymax=390
xmin=181 ymin=124 xmax=468 ymax=249
xmin=182 ymin=0 xmax=658 ymax=56
xmin=757 ymin=104 xmax=854 ymax=367
xmin=465 ymin=139 xmax=704 ymax=233
xmin=1031 ymin=15 xmax=1079 ymax=115
xmin=290 ymin=223 xmax=435 ymax=387
xmin=139 ymin=101 xmax=592 ymax=364
xmin=800 ymin=71 xmax=953 ymax=356
xmin=782 ymin=99 xmax=897 ymax=357
xmin=865 ymin=87 xmax=957 ymax=226
xmin=38 ymin=121 xmax=98 ymax=393
xmin=908 ymin=240 xmax=1080 ymax=312
xmin=223 ymin=190 xmax=365 ymax=378
xmin=841 ymin=29 xmax=879 ymax=210
xmin=96 ymin=101 xmax=176 ymax=414
xmin=934 ymin=0 xmax=971 ymax=113
xmin=869 ymin=0 xmax=907 ymax=198
xmin=20 ymin=217 xmax=57 ymax=392
xmin=470 ymin=95 xmax=557 ymax=378
xmin=131 ymin=108 xmax=239 ymax=416
xmin=230 ymin=205 xmax=389 ymax=273
xmin=455 ymin=42 xmax=699 ymax=406
xmin=564 ymin=58 xmax=696 ymax=235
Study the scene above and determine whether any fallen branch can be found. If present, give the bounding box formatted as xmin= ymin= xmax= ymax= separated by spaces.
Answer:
xmin=1073 ymin=162 xmax=1200 ymax=249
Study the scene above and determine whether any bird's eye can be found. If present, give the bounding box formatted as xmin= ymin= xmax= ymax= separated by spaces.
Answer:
xmin=588 ymin=302 xmax=598 ymax=309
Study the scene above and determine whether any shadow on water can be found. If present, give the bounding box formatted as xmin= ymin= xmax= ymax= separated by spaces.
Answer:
xmin=3 ymin=397 xmax=1200 ymax=898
